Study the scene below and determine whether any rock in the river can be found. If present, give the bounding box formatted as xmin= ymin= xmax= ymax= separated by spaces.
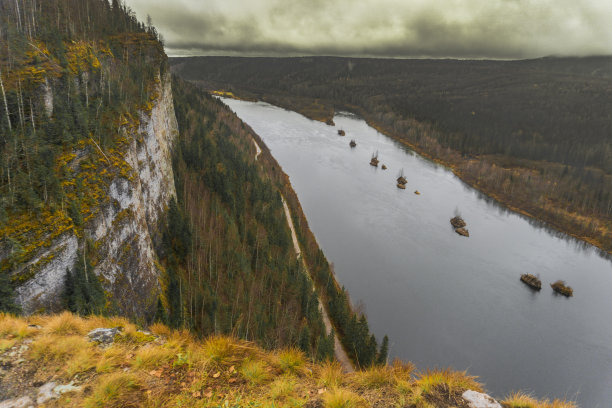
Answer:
xmin=462 ymin=390 xmax=502 ymax=408
xmin=455 ymin=227 xmax=470 ymax=237
xmin=450 ymin=216 xmax=467 ymax=229
xmin=87 ymin=327 xmax=120 ymax=344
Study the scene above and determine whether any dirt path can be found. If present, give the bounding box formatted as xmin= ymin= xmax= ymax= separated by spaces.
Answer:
xmin=252 ymin=138 xmax=262 ymax=160
xmin=281 ymin=196 xmax=354 ymax=373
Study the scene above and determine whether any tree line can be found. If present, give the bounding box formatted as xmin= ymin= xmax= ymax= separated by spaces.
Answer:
xmin=171 ymin=56 xmax=612 ymax=252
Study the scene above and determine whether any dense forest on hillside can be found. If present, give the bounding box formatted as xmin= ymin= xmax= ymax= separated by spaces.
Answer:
xmin=0 ymin=0 xmax=166 ymax=309
xmin=0 ymin=0 xmax=384 ymax=368
xmin=162 ymin=76 xmax=334 ymax=360
xmin=166 ymin=76 xmax=386 ymax=366
xmin=171 ymin=56 xmax=612 ymax=253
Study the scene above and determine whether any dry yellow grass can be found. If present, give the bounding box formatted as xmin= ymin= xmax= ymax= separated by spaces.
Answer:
xmin=276 ymin=348 xmax=306 ymax=375
xmin=30 ymin=334 xmax=89 ymax=362
xmin=202 ymin=335 xmax=236 ymax=364
xmin=96 ymin=346 xmax=127 ymax=373
xmin=0 ymin=313 xmax=577 ymax=408
xmin=502 ymin=392 xmax=577 ymax=408
xmin=318 ymin=361 xmax=344 ymax=388
xmin=85 ymin=372 xmax=142 ymax=408
xmin=132 ymin=345 xmax=175 ymax=370
xmin=241 ymin=359 xmax=269 ymax=384
xmin=44 ymin=311 xmax=87 ymax=335
xmin=416 ymin=368 xmax=483 ymax=395
xmin=149 ymin=322 xmax=172 ymax=337
xmin=352 ymin=365 xmax=398 ymax=389
xmin=323 ymin=387 xmax=367 ymax=408
xmin=268 ymin=376 xmax=298 ymax=401
xmin=0 ymin=314 xmax=37 ymax=339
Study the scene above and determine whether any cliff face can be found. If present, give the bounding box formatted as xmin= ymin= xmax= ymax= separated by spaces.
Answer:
xmin=12 ymin=74 xmax=178 ymax=319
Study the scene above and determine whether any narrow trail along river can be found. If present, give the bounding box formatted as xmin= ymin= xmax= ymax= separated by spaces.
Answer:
xmin=223 ymin=98 xmax=612 ymax=407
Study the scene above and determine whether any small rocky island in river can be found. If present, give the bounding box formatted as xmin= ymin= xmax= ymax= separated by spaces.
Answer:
xmin=350 ymin=139 xmax=357 ymax=147
xmin=520 ymin=274 xmax=542 ymax=290
xmin=396 ymin=169 xmax=407 ymax=189
xmin=450 ymin=216 xmax=469 ymax=237
xmin=397 ymin=169 xmax=407 ymax=185
xmin=551 ymin=280 xmax=573 ymax=297
xmin=338 ymin=129 xmax=346 ymax=136
xmin=370 ymin=151 xmax=379 ymax=167
xmin=382 ymin=164 xmax=387 ymax=170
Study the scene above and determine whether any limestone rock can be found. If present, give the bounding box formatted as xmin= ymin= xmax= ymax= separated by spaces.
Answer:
xmin=462 ymin=390 xmax=502 ymax=408
xmin=88 ymin=328 xmax=120 ymax=344
xmin=11 ymin=73 xmax=179 ymax=320
xmin=36 ymin=382 xmax=59 ymax=404
xmin=0 ymin=396 xmax=34 ymax=408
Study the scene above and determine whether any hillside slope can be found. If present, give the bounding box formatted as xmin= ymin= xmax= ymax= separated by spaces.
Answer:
xmin=0 ymin=312 xmax=576 ymax=408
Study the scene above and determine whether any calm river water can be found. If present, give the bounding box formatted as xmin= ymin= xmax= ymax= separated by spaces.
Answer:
xmin=222 ymin=98 xmax=612 ymax=407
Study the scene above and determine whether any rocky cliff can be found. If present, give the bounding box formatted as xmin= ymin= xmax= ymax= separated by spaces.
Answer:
xmin=9 ymin=74 xmax=178 ymax=319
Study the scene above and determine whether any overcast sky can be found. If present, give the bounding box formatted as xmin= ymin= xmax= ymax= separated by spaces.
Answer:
xmin=124 ymin=0 xmax=612 ymax=59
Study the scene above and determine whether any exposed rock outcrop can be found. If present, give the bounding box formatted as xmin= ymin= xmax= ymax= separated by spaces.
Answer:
xmin=12 ymin=74 xmax=178 ymax=319
xmin=462 ymin=390 xmax=502 ymax=408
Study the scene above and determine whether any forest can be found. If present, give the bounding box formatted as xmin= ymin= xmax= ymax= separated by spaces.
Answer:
xmin=0 ymin=0 xmax=385 ymax=368
xmin=165 ymin=76 xmax=387 ymax=366
xmin=171 ymin=56 xmax=612 ymax=253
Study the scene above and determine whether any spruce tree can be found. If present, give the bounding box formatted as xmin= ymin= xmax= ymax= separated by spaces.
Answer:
xmin=377 ymin=335 xmax=389 ymax=366
xmin=0 ymin=273 xmax=20 ymax=314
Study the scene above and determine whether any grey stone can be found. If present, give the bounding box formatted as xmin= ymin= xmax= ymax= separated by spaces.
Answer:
xmin=37 ymin=382 xmax=59 ymax=404
xmin=462 ymin=390 xmax=502 ymax=408
xmin=54 ymin=381 xmax=82 ymax=395
xmin=0 ymin=396 xmax=35 ymax=408
xmin=87 ymin=327 xmax=120 ymax=344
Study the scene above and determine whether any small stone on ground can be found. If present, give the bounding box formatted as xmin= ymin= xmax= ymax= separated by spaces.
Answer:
xmin=462 ymin=390 xmax=502 ymax=408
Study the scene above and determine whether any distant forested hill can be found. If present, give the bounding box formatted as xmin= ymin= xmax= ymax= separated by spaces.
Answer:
xmin=171 ymin=56 xmax=612 ymax=253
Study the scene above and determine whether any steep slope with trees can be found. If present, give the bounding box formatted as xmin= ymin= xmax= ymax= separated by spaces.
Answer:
xmin=162 ymin=77 xmax=386 ymax=366
xmin=0 ymin=0 xmax=177 ymax=318
xmin=0 ymin=0 xmax=383 ymax=368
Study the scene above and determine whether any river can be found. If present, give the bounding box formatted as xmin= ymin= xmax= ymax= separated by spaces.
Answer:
xmin=221 ymin=98 xmax=612 ymax=407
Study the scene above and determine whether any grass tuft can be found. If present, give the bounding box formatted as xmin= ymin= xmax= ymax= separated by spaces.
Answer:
xmin=85 ymin=372 xmax=141 ymax=408
xmin=502 ymin=392 xmax=577 ymax=408
xmin=277 ymin=348 xmax=306 ymax=375
xmin=96 ymin=347 xmax=127 ymax=373
xmin=66 ymin=348 xmax=98 ymax=377
xmin=241 ymin=359 xmax=269 ymax=385
xmin=44 ymin=311 xmax=86 ymax=335
xmin=416 ymin=368 xmax=482 ymax=395
xmin=30 ymin=335 xmax=89 ymax=362
xmin=132 ymin=345 xmax=175 ymax=370
xmin=268 ymin=377 xmax=297 ymax=400
xmin=0 ymin=338 xmax=16 ymax=352
xmin=353 ymin=365 xmax=397 ymax=389
xmin=323 ymin=387 xmax=365 ymax=408
xmin=202 ymin=336 xmax=235 ymax=364
xmin=149 ymin=322 xmax=172 ymax=338
xmin=0 ymin=314 xmax=36 ymax=339
xmin=317 ymin=361 xmax=343 ymax=388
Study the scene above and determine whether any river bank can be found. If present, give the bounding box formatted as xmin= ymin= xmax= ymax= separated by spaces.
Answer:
xmin=210 ymin=89 xmax=610 ymax=256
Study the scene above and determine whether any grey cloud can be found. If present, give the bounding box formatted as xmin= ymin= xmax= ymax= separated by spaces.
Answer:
xmin=124 ymin=0 xmax=612 ymax=59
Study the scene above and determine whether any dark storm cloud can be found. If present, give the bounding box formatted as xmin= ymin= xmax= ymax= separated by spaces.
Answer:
xmin=124 ymin=0 xmax=612 ymax=59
